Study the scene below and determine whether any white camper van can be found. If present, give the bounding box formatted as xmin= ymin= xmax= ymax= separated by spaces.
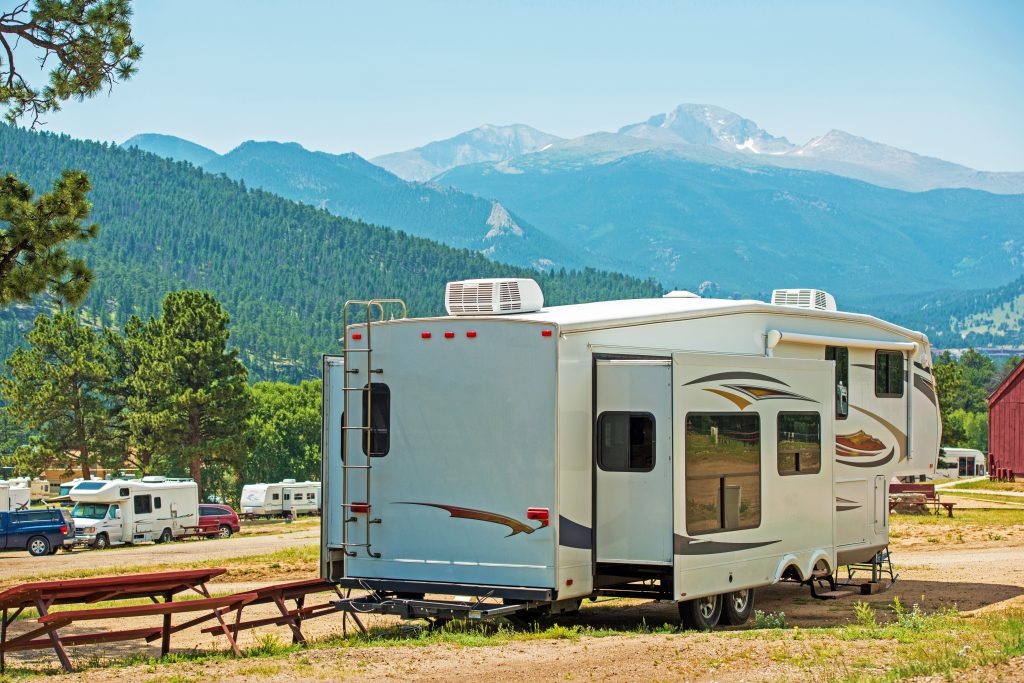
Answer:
xmin=322 ymin=280 xmax=941 ymax=628
xmin=241 ymin=480 xmax=320 ymax=517
xmin=937 ymin=447 xmax=987 ymax=478
xmin=69 ymin=477 xmax=199 ymax=549
xmin=0 ymin=480 xmax=30 ymax=511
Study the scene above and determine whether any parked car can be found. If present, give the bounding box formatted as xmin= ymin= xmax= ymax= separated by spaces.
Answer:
xmin=198 ymin=504 xmax=240 ymax=538
xmin=0 ymin=508 xmax=74 ymax=556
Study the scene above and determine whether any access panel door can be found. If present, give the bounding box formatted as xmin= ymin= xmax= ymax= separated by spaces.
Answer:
xmin=595 ymin=358 xmax=673 ymax=565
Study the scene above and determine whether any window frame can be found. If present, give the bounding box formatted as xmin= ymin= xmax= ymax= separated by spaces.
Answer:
xmin=874 ymin=350 xmax=905 ymax=398
xmin=776 ymin=411 xmax=822 ymax=476
xmin=596 ymin=411 xmax=657 ymax=473
xmin=684 ymin=412 xmax=762 ymax=535
xmin=134 ymin=494 xmax=153 ymax=515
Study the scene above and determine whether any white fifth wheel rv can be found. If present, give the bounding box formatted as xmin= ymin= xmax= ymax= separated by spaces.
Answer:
xmin=240 ymin=480 xmax=321 ymax=517
xmin=322 ymin=280 xmax=940 ymax=628
xmin=69 ymin=477 xmax=199 ymax=548
xmin=0 ymin=480 xmax=30 ymax=511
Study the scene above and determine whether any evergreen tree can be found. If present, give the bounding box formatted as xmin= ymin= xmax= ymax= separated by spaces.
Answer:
xmin=0 ymin=311 xmax=114 ymax=478
xmin=129 ymin=291 xmax=251 ymax=500
xmin=245 ymin=380 xmax=321 ymax=485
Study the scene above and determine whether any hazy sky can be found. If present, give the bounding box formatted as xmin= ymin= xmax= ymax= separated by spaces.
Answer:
xmin=38 ymin=0 xmax=1024 ymax=171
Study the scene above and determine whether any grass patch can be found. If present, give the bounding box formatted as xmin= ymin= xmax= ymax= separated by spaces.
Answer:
xmin=943 ymin=491 xmax=1024 ymax=507
xmin=890 ymin=508 xmax=1024 ymax=527
xmin=948 ymin=479 xmax=1024 ymax=493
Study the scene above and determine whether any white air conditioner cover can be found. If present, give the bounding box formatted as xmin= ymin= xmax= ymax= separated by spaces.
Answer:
xmin=771 ymin=288 xmax=837 ymax=312
xmin=445 ymin=278 xmax=544 ymax=315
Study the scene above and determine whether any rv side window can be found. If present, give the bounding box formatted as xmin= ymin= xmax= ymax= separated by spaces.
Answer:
xmin=684 ymin=413 xmax=761 ymax=534
xmin=777 ymin=413 xmax=821 ymax=476
xmin=134 ymin=495 xmax=153 ymax=515
xmin=596 ymin=412 xmax=655 ymax=472
xmin=284 ymin=493 xmax=291 ymax=500
xmin=154 ymin=496 xmax=162 ymax=509
xmin=362 ymin=383 xmax=391 ymax=457
xmin=119 ymin=487 xmax=130 ymax=497
xmin=272 ymin=493 xmax=280 ymax=500
xmin=825 ymin=346 xmax=849 ymax=419
xmin=875 ymin=350 xmax=904 ymax=398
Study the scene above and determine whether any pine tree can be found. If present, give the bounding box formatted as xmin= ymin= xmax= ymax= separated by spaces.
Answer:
xmin=129 ymin=291 xmax=251 ymax=500
xmin=0 ymin=311 xmax=114 ymax=479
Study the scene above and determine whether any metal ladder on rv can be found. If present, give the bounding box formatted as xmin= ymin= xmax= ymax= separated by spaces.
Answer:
xmin=339 ymin=299 xmax=407 ymax=558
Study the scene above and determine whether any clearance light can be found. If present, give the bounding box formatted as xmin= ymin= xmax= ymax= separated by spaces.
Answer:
xmin=541 ymin=330 xmax=553 ymax=337
xmin=351 ymin=502 xmax=369 ymax=514
xmin=351 ymin=333 xmax=362 ymax=340
xmin=444 ymin=332 xmax=455 ymax=339
xmin=527 ymin=507 xmax=550 ymax=527
xmin=466 ymin=331 xmax=477 ymax=338
xmin=421 ymin=332 xmax=432 ymax=339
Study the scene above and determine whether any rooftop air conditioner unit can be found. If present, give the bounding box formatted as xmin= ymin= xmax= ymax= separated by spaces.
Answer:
xmin=770 ymin=288 xmax=838 ymax=312
xmin=445 ymin=278 xmax=544 ymax=316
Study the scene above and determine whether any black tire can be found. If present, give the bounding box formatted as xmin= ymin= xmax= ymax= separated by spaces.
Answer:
xmin=679 ymin=594 xmax=723 ymax=630
xmin=27 ymin=535 xmax=51 ymax=557
xmin=48 ymin=545 xmax=60 ymax=555
xmin=156 ymin=528 xmax=173 ymax=544
xmin=93 ymin=533 xmax=110 ymax=550
xmin=217 ymin=524 xmax=232 ymax=539
xmin=721 ymin=589 xmax=755 ymax=625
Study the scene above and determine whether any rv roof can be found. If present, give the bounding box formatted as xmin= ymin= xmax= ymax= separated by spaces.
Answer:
xmin=442 ymin=296 xmax=926 ymax=341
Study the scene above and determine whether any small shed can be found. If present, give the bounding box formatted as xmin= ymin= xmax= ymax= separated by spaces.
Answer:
xmin=987 ymin=361 xmax=1024 ymax=477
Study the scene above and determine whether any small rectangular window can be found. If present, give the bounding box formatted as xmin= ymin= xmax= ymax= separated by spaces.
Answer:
xmin=134 ymin=495 xmax=153 ymax=515
xmin=284 ymin=493 xmax=291 ymax=500
xmin=875 ymin=350 xmax=905 ymax=397
xmin=777 ymin=413 xmax=822 ymax=475
xmin=272 ymin=493 xmax=280 ymax=500
xmin=119 ymin=487 xmax=130 ymax=497
xmin=597 ymin=412 xmax=655 ymax=472
xmin=825 ymin=346 xmax=849 ymax=419
xmin=154 ymin=496 xmax=162 ymax=509
xmin=363 ymin=383 xmax=391 ymax=456
xmin=685 ymin=413 xmax=761 ymax=534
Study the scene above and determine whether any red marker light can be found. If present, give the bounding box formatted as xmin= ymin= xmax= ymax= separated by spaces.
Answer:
xmin=566 ymin=579 xmax=574 ymax=586
xmin=421 ymin=332 xmax=432 ymax=339
xmin=527 ymin=507 xmax=550 ymax=527
xmin=351 ymin=332 xmax=362 ymax=340
xmin=541 ymin=330 xmax=553 ymax=337
xmin=466 ymin=331 xmax=477 ymax=338
xmin=444 ymin=332 xmax=455 ymax=339
xmin=351 ymin=502 xmax=369 ymax=514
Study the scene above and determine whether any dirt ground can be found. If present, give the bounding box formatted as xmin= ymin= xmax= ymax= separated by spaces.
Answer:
xmin=3 ymin=512 xmax=1024 ymax=682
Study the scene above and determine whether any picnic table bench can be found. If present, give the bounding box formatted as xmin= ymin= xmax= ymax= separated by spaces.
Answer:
xmin=889 ymin=483 xmax=955 ymax=517
xmin=0 ymin=568 xmax=249 ymax=673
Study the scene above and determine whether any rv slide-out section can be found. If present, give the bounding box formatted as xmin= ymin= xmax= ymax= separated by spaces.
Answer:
xmin=322 ymin=318 xmax=559 ymax=593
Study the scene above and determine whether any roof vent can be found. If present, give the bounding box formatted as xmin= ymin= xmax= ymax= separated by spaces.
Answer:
xmin=445 ymin=278 xmax=544 ymax=316
xmin=771 ymin=288 xmax=837 ymax=312
xmin=663 ymin=290 xmax=700 ymax=299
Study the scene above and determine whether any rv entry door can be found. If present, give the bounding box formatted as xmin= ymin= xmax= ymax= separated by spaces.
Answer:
xmin=594 ymin=358 xmax=673 ymax=565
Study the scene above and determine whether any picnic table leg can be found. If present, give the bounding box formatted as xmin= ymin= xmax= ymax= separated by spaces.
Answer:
xmin=196 ymin=584 xmax=244 ymax=657
xmin=2 ymin=607 xmax=7 ymax=674
xmin=34 ymin=598 xmax=73 ymax=672
xmin=161 ymin=590 xmax=173 ymax=657
xmin=271 ymin=594 xmax=305 ymax=645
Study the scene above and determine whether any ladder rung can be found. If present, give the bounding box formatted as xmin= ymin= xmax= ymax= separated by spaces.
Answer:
xmin=342 ymin=348 xmax=373 ymax=353
xmin=342 ymin=386 xmax=370 ymax=391
xmin=342 ymin=465 xmax=371 ymax=470
xmin=341 ymin=426 xmax=371 ymax=431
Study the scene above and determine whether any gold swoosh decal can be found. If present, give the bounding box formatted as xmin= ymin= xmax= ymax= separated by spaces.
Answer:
xmin=396 ymin=502 xmax=541 ymax=537
xmin=703 ymin=388 xmax=751 ymax=410
xmin=849 ymin=405 xmax=908 ymax=461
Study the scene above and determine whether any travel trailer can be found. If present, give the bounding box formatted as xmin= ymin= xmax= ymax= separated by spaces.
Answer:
xmin=9 ymin=477 xmax=52 ymax=502
xmin=241 ymin=480 xmax=321 ymax=517
xmin=0 ymin=480 xmax=30 ymax=511
xmin=69 ymin=477 xmax=199 ymax=548
xmin=321 ymin=280 xmax=941 ymax=628
xmin=936 ymin=447 xmax=987 ymax=478
xmin=0 ymin=483 xmax=8 ymax=512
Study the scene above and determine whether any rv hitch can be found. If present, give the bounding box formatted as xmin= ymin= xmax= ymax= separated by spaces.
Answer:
xmin=333 ymin=593 xmax=546 ymax=621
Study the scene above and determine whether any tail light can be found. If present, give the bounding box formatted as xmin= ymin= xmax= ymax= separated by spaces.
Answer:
xmin=60 ymin=525 xmax=68 ymax=534
xmin=526 ymin=508 xmax=550 ymax=527
xmin=351 ymin=502 xmax=370 ymax=514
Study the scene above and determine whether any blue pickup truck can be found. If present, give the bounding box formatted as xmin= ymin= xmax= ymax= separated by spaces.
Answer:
xmin=0 ymin=509 xmax=75 ymax=556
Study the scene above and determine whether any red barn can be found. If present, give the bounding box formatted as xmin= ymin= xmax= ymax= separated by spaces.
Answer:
xmin=988 ymin=362 xmax=1024 ymax=478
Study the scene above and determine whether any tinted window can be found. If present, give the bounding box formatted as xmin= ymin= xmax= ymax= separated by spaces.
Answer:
xmin=134 ymin=494 xmax=153 ymax=514
xmin=154 ymin=496 xmax=162 ymax=509
xmin=875 ymin=351 xmax=905 ymax=397
xmin=826 ymin=346 xmax=849 ymax=419
xmin=272 ymin=493 xmax=279 ymax=500
xmin=597 ymin=412 xmax=655 ymax=472
xmin=685 ymin=414 xmax=761 ymax=534
xmin=13 ymin=510 xmax=57 ymax=524
xmin=284 ymin=493 xmax=291 ymax=500
xmin=777 ymin=413 xmax=822 ymax=475
xmin=73 ymin=481 xmax=105 ymax=491
xmin=363 ymin=383 xmax=391 ymax=456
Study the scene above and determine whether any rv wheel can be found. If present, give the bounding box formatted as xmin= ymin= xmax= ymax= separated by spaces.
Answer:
xmin=93 ymin=533 xmax=109 ymax=550
xmin=679 ymin=594 xmax=723 ymax=630
xmin=156 ymin=528 xmax=173 ymax=544
xmin=721 ymin=589 xmax=755 ymax=625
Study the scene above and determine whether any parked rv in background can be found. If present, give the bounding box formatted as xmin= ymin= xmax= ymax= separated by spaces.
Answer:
xmin=0 ymin=482 xmax=8 ymax=512
xmin=241 ymin=480 xmax=321 ymax=517
xmin=936 ymin=448 xmax=987 ymax=478
xmin=8 ymin=477 xmax=52 ymax=502
xmin=0 ymin=480 xmax=30 ymax=511
xmin=69 ymin=477 xmax=199 ymax=549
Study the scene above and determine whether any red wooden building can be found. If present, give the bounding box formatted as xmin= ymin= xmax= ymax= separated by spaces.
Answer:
xmin=988 ymin=362 xmax=1024 ymax=478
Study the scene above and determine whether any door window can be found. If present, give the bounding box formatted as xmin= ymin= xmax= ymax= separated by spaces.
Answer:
xmin=685 ymin=413 xmax=761 ymax=534
xmin=362 ymin=383 xmax=391 ymax=456
xmin=875 ymin=351 xmax=905 ymax=397
xmin=777 ymin=412 xmax=822 ymax=475
xmin=597 ymin=412 xmax=655 ymax=472
xmin=825 ymin=346 xmax=849 ymax=418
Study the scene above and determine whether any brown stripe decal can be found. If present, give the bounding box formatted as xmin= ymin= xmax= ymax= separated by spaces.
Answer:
xmin=674 ymin=534 xmax=780 ymax=555
xmin=396 ymin=502 xmax=544 ymax=537
xmin=914 ymin=375 xmax=937 ymax=406
xmin=837 ymin=447 xmax=895 ymax=468
xmin=685 ymin=372 xmax=789 ymax=387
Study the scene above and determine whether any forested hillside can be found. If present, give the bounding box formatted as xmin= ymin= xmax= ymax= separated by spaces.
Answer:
xmin=0 ymin=125 xmax=661 ymax=381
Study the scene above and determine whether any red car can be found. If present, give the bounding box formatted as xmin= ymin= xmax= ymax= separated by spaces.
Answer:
xmin=198 ymin=504 xmax=241 ymax=538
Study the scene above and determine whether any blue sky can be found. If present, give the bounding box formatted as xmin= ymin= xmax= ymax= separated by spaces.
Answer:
xmin=40 ymin=0 xmax=1024 ymax=171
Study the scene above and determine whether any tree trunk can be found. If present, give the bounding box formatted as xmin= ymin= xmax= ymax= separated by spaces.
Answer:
xmin=189 ymin=408 xmax=203 ymax=500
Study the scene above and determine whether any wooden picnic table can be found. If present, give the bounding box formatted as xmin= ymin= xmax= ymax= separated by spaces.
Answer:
xmin=0 ymin=568 xmax=248 ymax=673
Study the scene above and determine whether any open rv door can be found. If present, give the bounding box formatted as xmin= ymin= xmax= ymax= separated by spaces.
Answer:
xmin=671 ymin=352 xmax=836 ymax=601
